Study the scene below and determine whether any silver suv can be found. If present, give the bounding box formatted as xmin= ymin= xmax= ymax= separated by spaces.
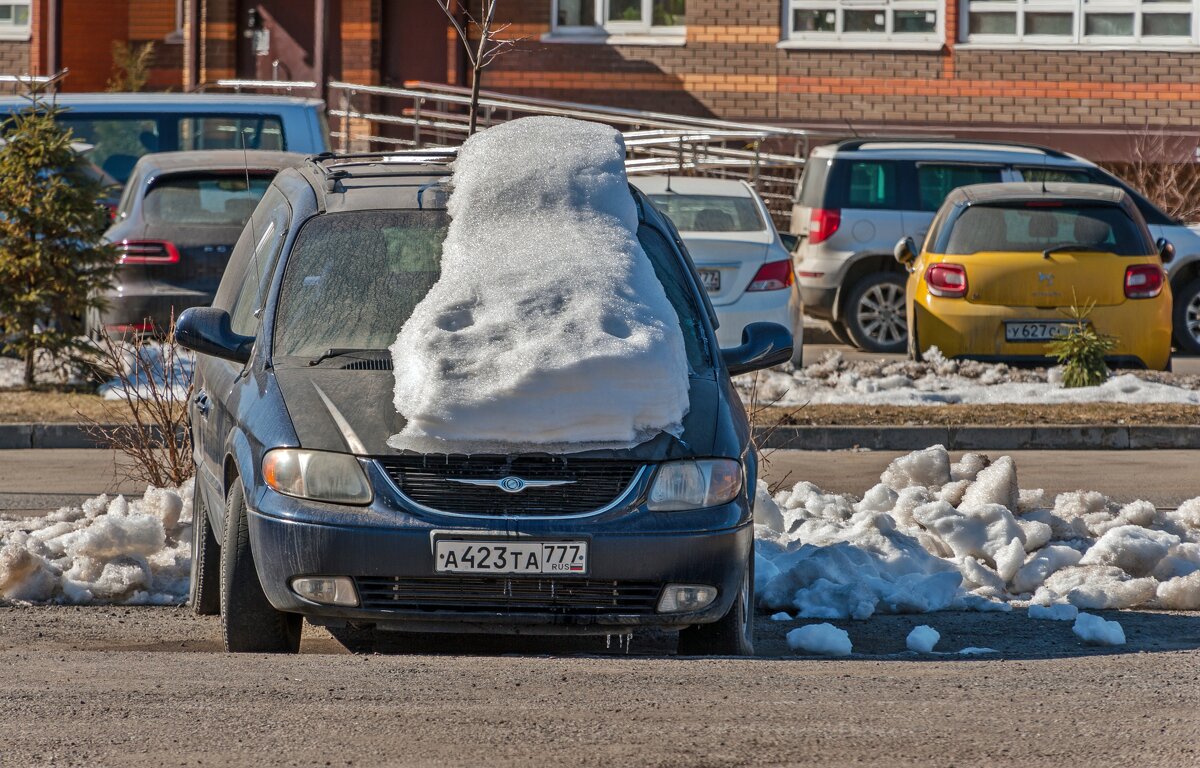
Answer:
xmin=792 ymin=139 xmax=1200 ymax=354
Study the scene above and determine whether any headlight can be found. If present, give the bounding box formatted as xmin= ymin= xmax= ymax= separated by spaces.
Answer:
xmin=647 ymin=459 xmax=742 ymax=511
xmin=262 ymin=449 xmax=373 ymax=505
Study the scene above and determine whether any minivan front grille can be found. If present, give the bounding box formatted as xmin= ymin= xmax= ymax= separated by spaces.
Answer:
xmin=355 ymin=576 xmax=662 ymax=614
xmin=376 ymin=455 xmax=645 ymax=516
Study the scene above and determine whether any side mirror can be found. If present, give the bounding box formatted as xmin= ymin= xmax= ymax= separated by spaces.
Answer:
xmin=894 ymin=236 xmax=918 ymax=268
xmin=1157 ymin=237 xmax=1175 ymax=265
xmin=779 ymin=232 xmax=800 ymax=253
xmin=722 ymin=322 xmax=793 ymax=377
xmin=175 ymin=307 xmax=254 ymax=364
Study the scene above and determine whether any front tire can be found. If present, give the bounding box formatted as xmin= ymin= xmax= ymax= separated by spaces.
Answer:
xmin=1172 ymin=277 xmax=1200 ymax=355
xmin=844 ymin=273 xmax=908 ymax=353
xmin=220 ymin=482 xmax=301 ymax=654
xmin=189 ymin=488 xmax=220 ymax=616
xmin=677 ymin=560 xmax=754 ymax=657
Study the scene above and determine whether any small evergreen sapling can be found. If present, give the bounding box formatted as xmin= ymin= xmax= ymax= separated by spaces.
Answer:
xmin=1048 ymin=297 xmax=1116 ymax=388
xmin=0 ymin=89 xmax=116 ymax=387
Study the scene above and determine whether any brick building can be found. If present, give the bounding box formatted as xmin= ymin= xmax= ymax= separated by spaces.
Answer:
xmin=7 ymin=1 xmax=1200 ymax=160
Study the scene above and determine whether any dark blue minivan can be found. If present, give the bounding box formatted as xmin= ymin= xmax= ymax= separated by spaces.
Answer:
xmin=177 ymin=151 xmax=792 ymax=656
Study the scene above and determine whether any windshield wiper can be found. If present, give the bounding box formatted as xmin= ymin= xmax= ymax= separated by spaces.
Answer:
xmin=1043 ymin=243 xmax=1105 ymax=259
xmin=307 ymin=348 xmax=388 ymax=366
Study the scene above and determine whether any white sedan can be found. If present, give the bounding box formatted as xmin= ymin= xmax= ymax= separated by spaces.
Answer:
xmin=633 ymin=176 xmax=803 ymax=364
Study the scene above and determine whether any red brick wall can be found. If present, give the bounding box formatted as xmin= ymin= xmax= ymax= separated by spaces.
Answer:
xmin=485 ymin=0 xmax=1200 ymax=154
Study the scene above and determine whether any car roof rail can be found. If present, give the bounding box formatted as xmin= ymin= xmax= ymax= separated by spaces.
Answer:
xmin=303 ymin=149 xmax=456 ymax=210
xmin=834 ymin=137 xmax=1072 ymax=159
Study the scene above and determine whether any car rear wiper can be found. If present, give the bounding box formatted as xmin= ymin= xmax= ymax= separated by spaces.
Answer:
xmin=307 ymin=348 xmax=389 ymax=366
xmin=1043 ymin=243 xmax=1105 ymax=259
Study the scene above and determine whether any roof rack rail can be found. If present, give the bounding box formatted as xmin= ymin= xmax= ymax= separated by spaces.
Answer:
xmin=306 ymin=148 xmax=458 ymax=170
xmin=835 ymin=137 xmax=1072 ymax=159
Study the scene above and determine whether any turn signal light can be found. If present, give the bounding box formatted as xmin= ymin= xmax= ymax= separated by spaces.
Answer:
xmin=1125 ymin=264 xmax=1165 ymax=299
xmin=118 ymin=240 xmax=181 ymax=264
xmin=808 ymin=208 xmax=841 ymax=244
xmin=926 ymin=263 xmax=968 ymax=298
xmin=747 ymin=259 xmax=795 ymax=292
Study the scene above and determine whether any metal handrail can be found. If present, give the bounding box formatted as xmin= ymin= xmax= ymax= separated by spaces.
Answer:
xmin=215 ymin=79 xmax=318 ymax=93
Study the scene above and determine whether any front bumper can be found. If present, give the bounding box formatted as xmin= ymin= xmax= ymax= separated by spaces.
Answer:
xmin=245 ymin=463 xmax=753 ymax=635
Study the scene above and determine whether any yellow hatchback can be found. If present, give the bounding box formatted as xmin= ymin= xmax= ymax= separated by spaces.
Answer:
xmin=895 ymin=182 xmax=1174 ymax=371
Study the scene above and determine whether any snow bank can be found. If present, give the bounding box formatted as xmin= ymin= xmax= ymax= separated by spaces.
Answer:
xmin=741 ymin=348 xmax=1200 ymax=407
xmin=906 ymin=625 xmax=940 ymax=653
xmin=1028 ymin=603 xmax=1078 ymax=621
xmin=1073 ymin=612 xmax=1125 ymax=646
xmin=389 ymin=116 xmax=690 ymax=452
xmin=97 ymin=343 xmax=193 ymax=402
xmin=0 ymin=483 xmax=192 ymax=604
xmin=755 ymin=445 xmax=1200 ymax=619
xmin=787 ymin=623 xmax=852 ymax=656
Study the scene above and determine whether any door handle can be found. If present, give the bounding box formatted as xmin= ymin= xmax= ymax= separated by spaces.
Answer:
xmin=195 ymin=391 xmax=210 ymax=417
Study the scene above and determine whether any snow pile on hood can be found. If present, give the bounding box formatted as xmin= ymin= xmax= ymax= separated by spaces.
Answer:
xmin=742 ymin=348 xmax=1200 ymax=407
xmin=0 ymin=482 xmax=192 ymax=604
xmin=389 ymin=116 xmax=690 ymax=453
xmin=755 ymin=445 xmax=1200 ymax=619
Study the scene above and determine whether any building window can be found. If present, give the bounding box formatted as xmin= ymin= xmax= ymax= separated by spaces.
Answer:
xmin=0 ymin=1 xmax=30 ymax=41
xmin=553 ymin=0 xmax=686 ymax=36
xmin=967 ymin=0 xmax=1197 ymax=44
xmin=786 ymin=0 xmax=942 ymax=45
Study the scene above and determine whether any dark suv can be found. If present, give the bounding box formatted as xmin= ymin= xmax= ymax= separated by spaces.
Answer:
xmin=177 ymin=151 xmax=792 ymax=656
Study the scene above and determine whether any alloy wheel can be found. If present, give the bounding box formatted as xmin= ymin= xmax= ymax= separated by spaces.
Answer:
xmin=856 ymin=282 xmax=907 ymax=348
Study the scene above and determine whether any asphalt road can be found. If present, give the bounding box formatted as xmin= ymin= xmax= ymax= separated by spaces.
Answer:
xmin=2 ymin=448 xmax=1199 ymax=766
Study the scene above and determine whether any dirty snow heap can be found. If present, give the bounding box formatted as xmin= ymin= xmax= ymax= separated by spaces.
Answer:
xmin=389 ymin=116 xmax=690 ymax=452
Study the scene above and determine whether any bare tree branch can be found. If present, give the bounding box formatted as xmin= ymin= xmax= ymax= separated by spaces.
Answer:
xmin=1100 ymin=125 xmax=1200 ymax=224
xmin=434 ymin=0 xmax=525 ymax=134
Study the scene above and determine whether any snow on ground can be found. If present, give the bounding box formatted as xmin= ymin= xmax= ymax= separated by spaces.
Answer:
xmin=389 ymin=116 xmax=690 ymax=453
xmin=96 ymin=343 xmax=193 ymax=402
xmin=0 ymin=351 xmax=82 ymax=388
xmin=786 ymin=622 xmax=853 ymax=656
xmin=755 ymin=445 xmax=1200 ymax=619
xmin=742 ymin=348 xmax=1200 ymax=407
xmin=1072 ymin=612 xmax=1125 ymax=645
xmin=906 ymin=625 xmax=940 ymax=652
xmin=0 ymin=482 xmax=192 ymax=605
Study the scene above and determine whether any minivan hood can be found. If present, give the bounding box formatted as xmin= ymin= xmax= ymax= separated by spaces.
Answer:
xmin=274 ymin=367 xmax=722 ymax=460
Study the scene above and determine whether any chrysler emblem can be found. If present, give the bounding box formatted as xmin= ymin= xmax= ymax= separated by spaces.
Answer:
xmin=448 ymin=475 xmax=576 ymax=493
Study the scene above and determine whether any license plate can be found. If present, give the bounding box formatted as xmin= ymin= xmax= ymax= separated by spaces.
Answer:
xmin=434 ymin=539 xmax=588 ymax=575
xmin=698 ymin=269 xmax=721 ymax=292
xmin=1004 ymin=321 xmax=1074 ymax=342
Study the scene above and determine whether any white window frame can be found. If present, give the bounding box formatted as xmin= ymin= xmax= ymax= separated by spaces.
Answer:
xmin=965 ymin=0 xmax=1199 ymax=46
xmin=550 ymin=0 xmax=686 ymax=39
xmin=0 ymin=1 xmax=31 ymax=42
xmin=782 ymin=0 xmax=944 ymax=48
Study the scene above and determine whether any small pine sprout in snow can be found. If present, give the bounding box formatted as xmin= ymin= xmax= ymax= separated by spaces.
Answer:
xmin=787 ymin=623 xmax=853 ymax=656
xmin=1027 ymin=603 xmax=1079 ymax=621
xmin=906 ymin=625 xmax=940 ymax=653
xmin=1072 ymin=612 xmax=1126 ymax=646
xmin=770 ymin=611 xmax=792 ymax=621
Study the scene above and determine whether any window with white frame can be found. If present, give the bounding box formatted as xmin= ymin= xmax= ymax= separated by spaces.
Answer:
xmin=786 ymin=0 xmax=943 ymax=44
xmin=0 ymin=1 xmax=30 ymax=41
xmin=553 ymin=0 xmax=686 ymax=36
xmin=967 ymin=0 xmax=1198 ymax=44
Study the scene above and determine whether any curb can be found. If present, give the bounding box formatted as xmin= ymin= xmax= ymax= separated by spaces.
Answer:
xmin=3 ymin=422 xmax=1199 ymax=451
xmin=759 ymin=425 xmax=1200 ymax=451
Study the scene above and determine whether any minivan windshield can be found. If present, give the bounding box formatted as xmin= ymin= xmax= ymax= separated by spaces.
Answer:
xmin=273 ymin=210 xmax=712 ymax=370
xmin=939 ymin=203 xmax=1153 ymax=256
